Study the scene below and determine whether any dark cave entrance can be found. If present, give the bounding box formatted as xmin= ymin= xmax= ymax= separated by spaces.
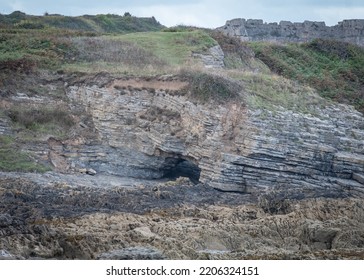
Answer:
xmin=162 ymin=157 xmax=201 ymax=184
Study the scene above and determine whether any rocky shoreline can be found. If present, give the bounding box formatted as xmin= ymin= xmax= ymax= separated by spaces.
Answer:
xmin=1 ymin=172 xmax=364 ymax=260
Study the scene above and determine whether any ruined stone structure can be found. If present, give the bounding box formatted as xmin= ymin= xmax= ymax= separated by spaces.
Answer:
xmin=217 ymin=19 xmax=364 ymax=46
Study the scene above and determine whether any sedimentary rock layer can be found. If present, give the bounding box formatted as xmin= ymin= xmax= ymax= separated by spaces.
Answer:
xmin=61 ymin=76 xmax=364 ymax=195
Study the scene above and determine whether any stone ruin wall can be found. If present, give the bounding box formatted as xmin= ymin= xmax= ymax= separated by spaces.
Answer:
xmin=217 ymin=19 xmax=364 ymax=46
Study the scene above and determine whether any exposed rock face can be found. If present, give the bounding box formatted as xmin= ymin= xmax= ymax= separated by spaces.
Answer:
xmin=1 ymin=72 xmax=364 ymax=259
xmin=192 ymin=45 xmax=225 ymax=68
xmin=217 ymin=19 xmax=364 ymax=46
xmin=60 ymin=75 xmax=364 ymax=195
xmin=0 ymin=118 xmax=11 ymax=135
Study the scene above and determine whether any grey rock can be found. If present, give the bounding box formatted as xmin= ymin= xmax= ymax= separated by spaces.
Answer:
xmin=64 ymin=78 xmax=364 ymax=196
xmin=0 ymin=118 xmax=12 ymax=135
xmin=86 ymin=168 xmax=97 ymax=176
xmin=0 ymin=250 xmax=11 ymax=258
xmin=0 ymin=214 xmax=13 ymax=227
xmin=193 ymin=45 xmax=225 ymax=68
xmin=303 ymin=222 xmax=340 ymax=250
xmin=217 ymin=18 xmax=364 ymax=46
xmin=97 ymin=247 xmax=166 ymax=260
xmin=353 ymin=173 xmax=364 ymax=185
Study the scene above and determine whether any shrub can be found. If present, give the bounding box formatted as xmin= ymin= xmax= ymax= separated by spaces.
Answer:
xmin=15 ymin=20 xmax=45 ymax=29
xmin=307 ymin=39 xmax=354 ymax=60
xmin=180 ymin=70 xmax=242 ymax=103
xmin=162 ymin=25 xmax=197 ymax=32
xmin=0 ymin=29 xmax=78 ymax=71
xmin=0 ymin=57 xmax=36 ymax=73
xmin=258 ymin=190 xmax=292 ymax=215
xmin=7 ymin=106 xmax=74 ymax=130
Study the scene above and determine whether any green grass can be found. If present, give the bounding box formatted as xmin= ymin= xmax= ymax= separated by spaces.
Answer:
xmin=248 ymin=39 xmax=364 ymax=112
xmin=0 ymin=135 xmax=50 ymax=172
xmin=0 ymin=19 xmax=217 ymax=75
xmin=0 ymin=11 xmax=164 ymax=33
xmin=228 ymin=70 xmax=325 ymax=114
xmin=209 ymin=30 xmax=270 ymax=73
xmin=63 ymin=35 xmax=169 ymax=75
xmin=0 ymin=28 xmax=218 ymax=74
xmin=117 ymin=30 xmax=217 ymax=65
xmin=61 ymin=30 xmax=218 ymax=74
xmin=0 ymin=12 xmax=165 ymax=73
xmin=0 ymin=28 xmax=79 ymax=71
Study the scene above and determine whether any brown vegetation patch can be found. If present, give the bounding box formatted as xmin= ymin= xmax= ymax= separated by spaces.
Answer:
xmin=0 ymin=58 xmax=36 ymax=73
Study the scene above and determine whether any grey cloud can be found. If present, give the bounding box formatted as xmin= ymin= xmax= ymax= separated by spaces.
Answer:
xmin=0 ymin=0 xmax=202 ymax=16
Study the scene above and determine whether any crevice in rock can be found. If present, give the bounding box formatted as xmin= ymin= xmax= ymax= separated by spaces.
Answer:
xmin=162 ymin=157 xmax=201 ymax=184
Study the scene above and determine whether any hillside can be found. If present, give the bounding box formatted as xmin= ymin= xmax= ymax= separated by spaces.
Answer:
xmin=0 ymin=14 xmax=364 ymax=260
xmin=0 ymin=11 xmax=163 ymax=33
xmin=248 ymin=40 xmax=364 ymax=112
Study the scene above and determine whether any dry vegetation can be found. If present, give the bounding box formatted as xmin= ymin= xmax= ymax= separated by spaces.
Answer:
xmin=7 ymin=105 xmax=74 ymax=133
xmin=179 ymin=69 xmax=243 ymax=103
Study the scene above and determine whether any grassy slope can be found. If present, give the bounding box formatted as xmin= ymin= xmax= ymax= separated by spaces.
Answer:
xmin=249 ymin=39 xmax=364 ymax=112
xmin=0 ymin=12 xmax=165 ymax=73
xmin=61 ymin=30 xmax=218 ymax=75
xmin=1 ymin=19 xmax=363 ymax=110
xmin=0 ymin=11 xmax=164 ymax=33
xmin=1 ymin=17 xmax=364 ymax=171
xmin=0 ymin=28 xmax=78 ymax=72
xmin=0 ymin=25 xmax=218 ymax=75
xmin=119 ymin=30 xmax=217 ymax=65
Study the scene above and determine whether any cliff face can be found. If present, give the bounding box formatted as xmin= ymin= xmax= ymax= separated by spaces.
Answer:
xmin=58 ymin=75 xmax=364 ymax=196
xmin=1 ymin=33 xmax=364 ymax=259
xmin=217 ymin=19 xmax=364 ymax=46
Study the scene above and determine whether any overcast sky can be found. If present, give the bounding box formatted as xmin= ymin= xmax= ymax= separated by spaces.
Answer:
xmin=0 ymin=0 xmax=363 ymax=28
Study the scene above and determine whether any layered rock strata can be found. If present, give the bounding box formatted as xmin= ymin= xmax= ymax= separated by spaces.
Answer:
xmin=61 ymin=76 xmax=364 ymax=195
xmin=192 ymin=45 xmax=225 ymax=68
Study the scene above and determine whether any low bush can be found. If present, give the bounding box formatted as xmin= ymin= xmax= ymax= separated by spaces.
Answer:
xmin=180 ymin=70 xmax=242 ymax=103
xmin=162 ymin=25 xmax=197 ymax=32
xmin=7 ymin=106 xmax=74 ymax=131
xmin=0 ymin=57 xmax=36 ymax=73
xmin=258 ymin=190 xmax=292 ymax=215
xmin=0 ymin=29 xmax=77 ymax=71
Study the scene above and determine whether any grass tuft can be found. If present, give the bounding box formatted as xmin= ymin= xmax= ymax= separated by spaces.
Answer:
xmin=0 ymin=135 xmax=51 ymax=173
xmin=7 ymin=105 xmax=74 ymax=138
